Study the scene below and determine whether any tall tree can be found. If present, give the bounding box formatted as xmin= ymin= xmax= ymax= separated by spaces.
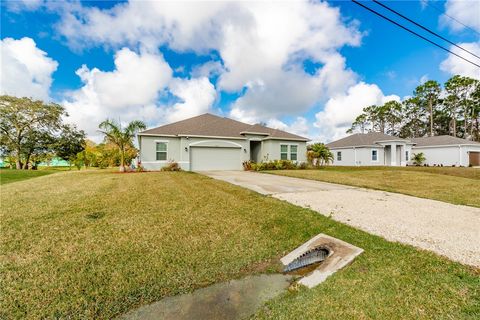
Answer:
xmin=399 ymin=97 xmax=426 ymax=138
xmin=383 ymin=100 xmax=402 ymax=136
xmin=444 ymin=76 xmax=463 ymax=137
xmin=54 ymin=125 xmax=86 ymax=168
xmin=347 ymin=113 xmax=368 ymax=134
xmin=98 ymin=119 xmax=146 ymax=172
xmin=414 ymin=80 xmax=441 ymax=137
xmin=0 ymin=96 xmax=65 ymax=169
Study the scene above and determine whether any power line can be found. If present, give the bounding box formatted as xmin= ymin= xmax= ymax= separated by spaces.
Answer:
xmin=372 ymin=0 xmax=480 ymax=60
xmin=351 ymin=0 xmax=480 ymax=69
xmin=427 ymin=1 xmax=480 ymax=36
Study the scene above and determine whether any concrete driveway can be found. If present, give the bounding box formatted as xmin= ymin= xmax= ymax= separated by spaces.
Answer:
xmin=204 ymin=171 xmax=480 ymax=267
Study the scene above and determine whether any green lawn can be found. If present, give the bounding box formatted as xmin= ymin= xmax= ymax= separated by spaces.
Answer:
xmin=1 ymin=171 xmax=478 ymax=319
xmin=0 ymin=167 xmax=74 ymax=185
xmin=268 ymin=166 xmax=480 ymax=207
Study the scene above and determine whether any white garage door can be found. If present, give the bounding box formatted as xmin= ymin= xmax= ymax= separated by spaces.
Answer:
xmin=190 ymin=147 xmax=242 ymax=171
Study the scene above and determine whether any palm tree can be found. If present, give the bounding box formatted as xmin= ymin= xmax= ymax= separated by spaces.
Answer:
xmin=307 ymin=143 xmax=334 ymax=167
xmin=98 ymin=119 xmax=146 ymax=172
xmin=412 ymin=152 xmax=426 ymax=166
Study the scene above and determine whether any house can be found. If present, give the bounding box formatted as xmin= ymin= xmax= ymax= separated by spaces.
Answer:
xmin=137 ymin=113 xmax=308 ymax=171
xmin=326 ymin=132 xmax=480 ymax=167
xmin=411 ymin=135 xmax=480 ymax=167
xmin=326 ymin=132 xmax=414 ymax=166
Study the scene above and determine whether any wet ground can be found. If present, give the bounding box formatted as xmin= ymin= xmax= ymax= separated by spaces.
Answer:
xmin=119 ymin=274 xmax=292 ymax=320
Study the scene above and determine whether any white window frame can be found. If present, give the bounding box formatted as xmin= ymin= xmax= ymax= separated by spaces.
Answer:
xmin=155 ymin=141 xmax=168 ymax=161
xmin=290 ymin=145 xmax=298 ymax=161
xmin=280 ymin=144 xmax=288 ymax=160
xmin=337 ymin=151 xmax=342 ymax=161
xmin=371 ymin=149 xmax=378 ymax=162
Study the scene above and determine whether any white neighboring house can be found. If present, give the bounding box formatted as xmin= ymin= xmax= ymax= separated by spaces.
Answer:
xmin=137 ymin=113 xmax=308 ymax=171
xmin=326 ymin=133 xmax=414 ymax=166
xmin=411 ymin=136 xmax=480 ymax=167
xmin=326 ymin=133 xmax=480 ymax=167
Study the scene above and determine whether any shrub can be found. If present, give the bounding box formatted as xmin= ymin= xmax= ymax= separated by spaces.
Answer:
xmin=242 ymin=160 xmax=253 ymax=171
xmin=246 ymin=160 xmax=307 ymax=171
xmin=161 ymin=161 xmax=181 ymax=171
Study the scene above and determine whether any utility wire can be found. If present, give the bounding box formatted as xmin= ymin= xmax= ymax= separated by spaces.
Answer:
xmin=372 ymin=0 xmax=480 ymax=60
xmin=427 ymin=1 xmax=480 ymax=36
xmin=351 ymin=0 xmax=480 ymax=69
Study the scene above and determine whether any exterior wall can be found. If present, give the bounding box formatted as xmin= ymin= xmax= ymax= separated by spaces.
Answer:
xmin=412 ymin=145 xmax=480 ymax=167
xmin=139 ymin=135 xmax=183 ymax=170
xmin=262 ymin=140 xmax=307 ymax=163
xmin=331 ymin=147 xmax=385 ymax=166
xmin=331 ymin=148 xmax=356 ymax=166
xmin=331 ymin=145 xmax=413 ymax=166
xmin=139 ymin=135 xmax=307 ymax=171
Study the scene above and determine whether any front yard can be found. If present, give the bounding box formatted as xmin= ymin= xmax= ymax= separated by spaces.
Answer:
xmin=268 ymin=166 xmax=480 ymax=207
xmin=1 ymin=170 xmax=479 ymax=319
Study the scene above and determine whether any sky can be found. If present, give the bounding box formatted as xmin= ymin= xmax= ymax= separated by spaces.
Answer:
xmin=1 ymin=0 xmax=479 ymax=142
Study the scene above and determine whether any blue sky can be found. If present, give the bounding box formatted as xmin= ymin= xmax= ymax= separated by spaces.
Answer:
xmin=1 ymin=0 xmax=479 ymax=141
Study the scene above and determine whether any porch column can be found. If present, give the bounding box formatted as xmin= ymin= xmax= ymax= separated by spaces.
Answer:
xmin=390 ymin=143 xmax=397 ymax=166
xmin=400 ymin=144 xmax=405 ymax=166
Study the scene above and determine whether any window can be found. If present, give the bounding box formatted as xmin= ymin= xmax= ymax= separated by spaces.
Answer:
xmin=371 ymin=149 xmax=378 ymax=161
xmin=337 ymin=151 xmax=342 ymax=161
xmin=280 ymin=145 xmax=288 ymax=160
xmin=290 ymin=145 xmax=298 ymax=161
xmin=156 ymin=142 xmax=167 ymax=160
xmin=405 ymin=151 xmax=409 ymax=161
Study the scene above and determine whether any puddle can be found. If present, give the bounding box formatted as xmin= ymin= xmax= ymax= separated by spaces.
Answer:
xmin=118 ymin=274 xmax=292 ymax=320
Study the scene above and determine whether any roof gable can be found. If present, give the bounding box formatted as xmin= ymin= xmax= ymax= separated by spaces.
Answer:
xmin=326 ymin=132 xmax=411 ymax=148
xmin=139 ymin=113 xmax=308 ymax=141
xmin=411 ymin=135 xmax=480 ymax=147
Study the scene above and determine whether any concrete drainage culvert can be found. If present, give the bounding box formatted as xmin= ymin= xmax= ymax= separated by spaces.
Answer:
xmin=281 ymin=233 xmax=363 ymax=288
xmin=119 ymin=233 xmax=362 ymax=319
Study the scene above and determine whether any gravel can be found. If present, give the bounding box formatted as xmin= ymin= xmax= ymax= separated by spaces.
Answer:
xmin=206 ymin=171 xmax=480 ymax=267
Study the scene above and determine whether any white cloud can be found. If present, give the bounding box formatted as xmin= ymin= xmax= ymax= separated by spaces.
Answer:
xmin=62 ymin=48 xmax=173 ymax=139
xmin=440 ymin=0 xmax=480 ymax=33
xmin=62 ymin=48 xmax=218 ymax=140
xmin=267 ymin=117 xmax=310 ymax=138
xmin=5 ymin=0 xmax=43 ymax=12
xmin=314 ymin=82 xmax=400 ymax=143
xmin=440 ymin=42 xmax=480 ymax=79
xmin=0 ymin=37 xmax=58 ymax=100
xmin=167 ymin=77 xmax=217 ymax=123
xmin=55 ymin=0 xmax=362 ymax=123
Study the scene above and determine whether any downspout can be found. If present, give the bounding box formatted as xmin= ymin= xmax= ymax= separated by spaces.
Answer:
xmin=354 ymin=147 xmax=357 ymax=166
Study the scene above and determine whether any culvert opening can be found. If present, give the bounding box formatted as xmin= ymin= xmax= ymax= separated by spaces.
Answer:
xmin=283 ymin=246 xmax=330 ymax=276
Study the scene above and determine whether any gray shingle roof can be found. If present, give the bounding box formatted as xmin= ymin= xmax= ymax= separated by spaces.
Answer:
xmin=326 ymin=132 xmax=411 ymax=148
xmin=139 ymin=113 xmax=308 ymax=141
xmin=411 ymin=135 xmax=480 ymax=147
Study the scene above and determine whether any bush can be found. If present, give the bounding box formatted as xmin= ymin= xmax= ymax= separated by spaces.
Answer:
xmin=242 ymin=161 xmax=253 ymax=171
xmin=161 ymin=161 xmax=181 ymax=171
xmin=245 ymin=160 xmax=307 ymax=171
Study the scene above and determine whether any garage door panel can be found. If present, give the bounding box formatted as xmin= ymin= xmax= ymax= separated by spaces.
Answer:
xmin=190 ymin=147 xmax=242 ymax=171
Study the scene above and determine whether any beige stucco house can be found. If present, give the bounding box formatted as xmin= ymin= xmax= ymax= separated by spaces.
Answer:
xmin=138 ymin=113 xmax=309 ymax=171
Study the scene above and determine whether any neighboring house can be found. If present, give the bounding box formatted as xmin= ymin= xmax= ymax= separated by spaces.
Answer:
xmin=326 ymin=133 xmax=414 ymax=166
xmin=411 ymin=136 xmax=480 ymax=167
xmin=327 ymin=133 xmax=480 ymax=167
xmin=138 ymin=113 xmax=309 ymax=171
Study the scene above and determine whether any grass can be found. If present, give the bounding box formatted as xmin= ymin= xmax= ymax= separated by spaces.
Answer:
xmin=267 ymin=166 xmax=480 ymax=207
xmin=1 ymin=171 xmax=479 ymax=319
xmin=0 ymin=167 xmax=74 ymax=185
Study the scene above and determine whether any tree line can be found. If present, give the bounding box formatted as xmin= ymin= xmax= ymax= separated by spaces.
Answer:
xmin=348 ymin=75 xmax=480 ymax=141
xmin=0 ymin=95 xmax=145 ymax=171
